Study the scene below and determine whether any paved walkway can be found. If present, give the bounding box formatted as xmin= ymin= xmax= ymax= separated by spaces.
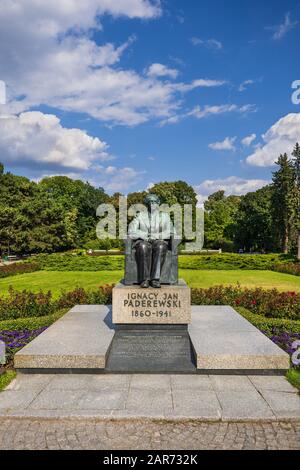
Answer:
xmin=0 ymin=373 xmax=300 ymax=449
xmin=1 ymin=373 xmax=300 ymax=421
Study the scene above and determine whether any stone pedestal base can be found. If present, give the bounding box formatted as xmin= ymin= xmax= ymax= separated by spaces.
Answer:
xmin=112 ymin=279 xmax=191 ymax=325
xmin=106 ymin=326 xmax=196 ymax=373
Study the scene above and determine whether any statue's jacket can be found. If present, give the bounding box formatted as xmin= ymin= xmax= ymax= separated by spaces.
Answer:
xmin=128 ymin=210 xmax=174 ymax=241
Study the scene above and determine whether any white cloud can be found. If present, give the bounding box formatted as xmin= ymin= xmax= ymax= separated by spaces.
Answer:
xmin=188 ymin=104 xmax=256 ymax=119
xmin=0 ymin=111 xmax=111 ymax=170
xmin=190 ymin=37 xmax=223 ymax=50
xmin=270 ymin=12 xmax=298 ymax=41
xmin=209 ymin=137 xmax=236 ymax=151
xmin=242 ymin=133 xmax=256 ymax=147
xmin=95 ymin=165 xmax=145 ymax=192
xmin=0 ymin=0 xmax=229 ymax=127
xmin=246 ymin=113 xmax=300 ymax=167
xmin=239 ymin=80 xmax=255 ymax=92
xmin=146 ymin=63 xmax=179 ymax=79
xmin=159 ymin=103 xmax=256 ymax=126
xmin=195 ymin=176 xmax=270 ymax=204
xmin=174 ymin=79 xmax=226 ymax=93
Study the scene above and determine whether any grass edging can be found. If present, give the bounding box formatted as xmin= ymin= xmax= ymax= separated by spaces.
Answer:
xmin=0 ymin=370 xmax=16 ymax=391
xmin=286 ymin=369 xmax=300 ymax=391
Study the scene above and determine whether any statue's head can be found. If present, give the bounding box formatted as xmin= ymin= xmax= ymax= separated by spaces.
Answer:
xmin=144 ymin=193 xmax=160 ymax=211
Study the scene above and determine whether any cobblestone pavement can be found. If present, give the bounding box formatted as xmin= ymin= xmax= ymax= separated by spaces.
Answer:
xmin=0 ymin=418 xmax=299 ymax=450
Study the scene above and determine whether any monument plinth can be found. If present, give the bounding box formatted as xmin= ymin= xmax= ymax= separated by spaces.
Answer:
xmin=112 ymin=280 xmax=191 ymax=325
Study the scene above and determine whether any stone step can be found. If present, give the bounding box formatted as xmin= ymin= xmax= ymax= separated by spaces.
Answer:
xmin=14 ymin=305 xmax=114 ymax=370
xmin=189 ymin=306 xmax=290 ymax=372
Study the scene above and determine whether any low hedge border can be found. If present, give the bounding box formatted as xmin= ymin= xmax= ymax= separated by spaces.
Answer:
xmin=236 ymin=307 xmax=300 ymax=334
xmin=0 ymin=261 xmax=40 ymax=279
xmin=26 ymin=253 xmax=298 ymax=272
xmin=0 ymin=309 xmax=67 ymax=331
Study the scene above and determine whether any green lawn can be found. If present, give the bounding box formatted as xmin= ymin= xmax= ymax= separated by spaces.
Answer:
xmin=0 ymin=269 xmax=299 ymax=298
xmin=286 ymin=369 xmax=300 ymax=391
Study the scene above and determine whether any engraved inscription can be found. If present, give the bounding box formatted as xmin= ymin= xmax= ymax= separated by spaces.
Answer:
xmin=112 ymin=334 xmax=189 ymax=359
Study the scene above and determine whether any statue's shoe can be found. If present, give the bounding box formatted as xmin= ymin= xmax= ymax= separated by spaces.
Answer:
xmin=150 ymin=280 xmax=161 ymax=288
xmin=140 ymin=280 xmax=150 ymax=288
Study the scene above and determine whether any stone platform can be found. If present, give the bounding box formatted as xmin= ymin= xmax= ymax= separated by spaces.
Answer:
xmin=14 ymin=305 xmax=114 ymax=370
xmin=15 ymin=304 xmax=290 ymax=374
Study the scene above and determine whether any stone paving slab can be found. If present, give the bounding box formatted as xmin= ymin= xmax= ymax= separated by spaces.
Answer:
xmin=0 ymin=373 xmax=299 ymax=422
xmin=189 ymin=306 xmax=290 ymax=370
xmin=14 ymin=306 xmax=114 ymax=369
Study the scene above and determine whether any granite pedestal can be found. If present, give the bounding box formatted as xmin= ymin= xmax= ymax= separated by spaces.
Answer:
xmin=106 ymin=280 xmax=195 ymax=372
xmin=14 ymin=304 xmax=290 ymax=375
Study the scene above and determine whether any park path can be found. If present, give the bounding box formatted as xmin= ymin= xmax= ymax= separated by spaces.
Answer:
xmin=0 ymin=373 xmax=300 ymax=449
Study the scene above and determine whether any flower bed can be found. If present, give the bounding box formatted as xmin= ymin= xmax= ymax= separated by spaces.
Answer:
xmin=1 ymin=284 xmax=299 ymax=321
xmin=0 ymin=328 xmax=47 ymax=362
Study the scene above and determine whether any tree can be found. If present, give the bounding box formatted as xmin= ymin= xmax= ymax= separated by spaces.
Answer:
xmin=39 ymin=176 xmax=109 ymax=245
xmin=292 ymin=143 xmax=300 ymax=258
xmin=271 ymin=153 xmax=296 ymax=253
xmin=204 ymin=191 xmax=240 ymax=251
xmin=150 ymin=181 xmax=198 ymax=207
xmin=234 ymin=186 xmax=274 ymax=252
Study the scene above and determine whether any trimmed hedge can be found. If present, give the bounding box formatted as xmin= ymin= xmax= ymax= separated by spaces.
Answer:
xmin=27 ymin=253 xmax=123 ymax=271
xmin=0 ymin=309 xmax=67 ymax=331
xmin=0 ymin=262 xmax=40 ymax=279
xmin=179 ymin=254 xmax=298 ymax=270
xmin=272 ymin=264 xmax=300 ymax=277
xmin=26 ymin=252 xmax=298 ymax=272
xmin=236 ymin=307 xmax=300 ymax=334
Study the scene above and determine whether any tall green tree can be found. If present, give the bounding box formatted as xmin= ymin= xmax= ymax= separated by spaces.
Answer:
xmin=291 ymin=143 xmax=300 ymax=257
xmin=204 ymin=191 xmax=240 ymax=251
xmin=234 ymin=186 xmax=274 ymax=252
xmin=271 ymin=153 xmax=296 ymax=253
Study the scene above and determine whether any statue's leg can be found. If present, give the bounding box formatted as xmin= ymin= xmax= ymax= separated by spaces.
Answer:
xmin=150 ymin=240 xmax=168 ymax=281
xmin=135 ymin=240 xmax=151 ymax=284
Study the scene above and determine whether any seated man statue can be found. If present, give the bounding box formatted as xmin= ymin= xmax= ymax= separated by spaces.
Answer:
xmin=128 ymin=193 xmax=174 ymax=288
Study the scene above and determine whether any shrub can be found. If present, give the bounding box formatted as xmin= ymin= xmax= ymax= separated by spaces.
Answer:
xmin=0 ymin=287 xmax=55 ymax=320
xmin=272 ymin=263 xmax=300 ymax=276
xmin=0 ymin=284 xmax=299 ymax=321
xmin=179 ymin=253 xmax=297 ymax=270
xmin=0 ymin=261 xmax=40 ymax=279
xmin=236 ymin=307 xmax=300 ymax=334
xmin=27 ymin=253 xmax=123 ymax=271
xmin=0 ymin=309 xmax=67 ymax=331
xmin=26 ymin=252 xmax=298 ymax=272
xmin=191 ymin=286 xmax=300 ymax=320
xmin=0 ymin=285 xmax=113 ymax=320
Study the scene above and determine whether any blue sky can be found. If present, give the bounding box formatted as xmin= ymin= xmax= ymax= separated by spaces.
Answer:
xmin=0 ymin=0 xmax=300 ymax=201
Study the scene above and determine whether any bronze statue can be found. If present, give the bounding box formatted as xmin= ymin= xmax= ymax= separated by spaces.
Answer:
xmin=126 ymin=194 xmax=177 ymax=288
